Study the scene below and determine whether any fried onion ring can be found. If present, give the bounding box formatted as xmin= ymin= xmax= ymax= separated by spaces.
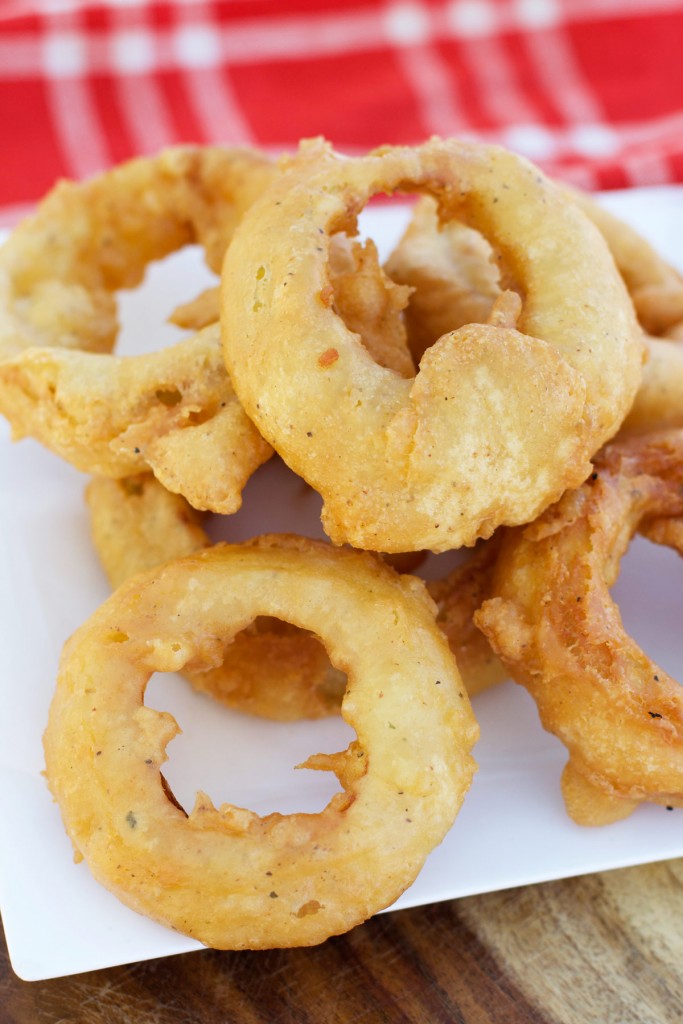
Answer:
xmin=568 ymin=190 xmax=683 ymax=338
xmin=86 ymin=473 xmax=504 ymax=711
xmin=0 ymin=146 xmax=273 ymax=358
xmin=223 ymin=138 xmax=642 ymax=552
xmin=0 ymin=147 xmax=275 ymax=512
xmin=44 ymin=537 xmax=477 ymax=948
xmin=476 ymin=431 xmax=683 ymax=825
xmin=620 ymin=335 xmax=683 ymax=437
xmin=2 ymin=323 xmax=273 ymax=512
xmin=567 ymin=192 xmax=683 ymax=438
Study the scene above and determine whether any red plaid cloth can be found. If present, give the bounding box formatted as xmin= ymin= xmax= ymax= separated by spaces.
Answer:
xmin=2 ymin=0 xmax=683 ymax=223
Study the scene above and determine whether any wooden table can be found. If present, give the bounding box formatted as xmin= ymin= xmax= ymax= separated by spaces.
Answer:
xmin=3 ymin=857 xmax=682 ymax=1023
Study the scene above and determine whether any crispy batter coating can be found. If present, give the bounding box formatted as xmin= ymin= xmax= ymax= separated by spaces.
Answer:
xmin=0 ymin=147 xmax=275 ymax=512
xmin=223 ymin=138 xmax=642 ymax=552
xmin=569 ymin=189 xmax=683 ymax=337
xmin=0 ymin=146 xmax=273 ymax=358
xmin=568 ymin=191 xmax=683 ymax=438
xmin=476 ymin=432 xmax=683 ymax=825
xmin=44 ymin=537 xmax=478 ymax=949
xmin=621 ymin=335 xmax=683 ymax=436
xmin=86 ymin=475 xmax=210 ymax=584
xmin=4 ymin=324 xmax=272 ymax=511
xmin=86 ymin=474 xmax=505 ymax=712
xmin=169 ymin=287 xmax=223 ymax=332
xmin=429 ymin=538 xmax=507 ymax=697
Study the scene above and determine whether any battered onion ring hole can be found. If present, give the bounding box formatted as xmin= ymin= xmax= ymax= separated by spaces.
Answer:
xmin=329 ymin=198 xmax=515 ymax=378
xmin=335 ymin=199 xmax=509 ymax=372
xmin=223 ymin=138 xmax=642 ymax=553
xmin=117 ymin=245 xmax=217 ymax=357
xmin=144 ymin=633 xmax=352 ymax=818
xmin=383 ymin=195 xmax=501 ymax=364
xmin=44 ymin=537 xmax=477 ymax=948
xmin=170 ymin=612 xmax=348 ymax=724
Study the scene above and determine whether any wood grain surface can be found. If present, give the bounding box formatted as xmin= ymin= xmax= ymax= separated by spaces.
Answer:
xmin=3 ymin=858 xmax=682 ymax=1024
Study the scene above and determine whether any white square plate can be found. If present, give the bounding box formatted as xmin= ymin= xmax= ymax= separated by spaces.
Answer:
xmin=1 ymin=190 xmax=683 ymax=982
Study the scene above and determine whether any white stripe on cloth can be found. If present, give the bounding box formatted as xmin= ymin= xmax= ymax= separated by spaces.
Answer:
xmin=458 ymin=32 xmax=541 ymax=126
xmin=522 ymin=24 xmax=603 ymax=125
xmin=617 ymin=109 xmax=683 ymax=150
xmin=172 ymin=2 xmax=253 ymax=145
xmin=0 ymin=10 xmax=385 ymax=76
xmin=552 ymin=163 xmax=598 ymax=190
xmin=566 ymin=123 xmax=620 ymax=159
xmin=567 ymin=0 xmax=683 ymax=20
xmin=217 ymin=7 xmax=387 ymax=64
xmin=42 ymin=10 xmax=111 ymax=178
xmin=110 ymin=8 xmax=176 ymax=154
xmin=396 ymin=42 xmax=470 ymax=136
xmin=444 ymin=0 xmax=683 ymax=34
xmin=3 ymin=0 xmax=683 ymax=75
xmin=385 ymin=1 xmax=469 ymax=137
xmin=502 ymin=122 xmax=558 ymax=160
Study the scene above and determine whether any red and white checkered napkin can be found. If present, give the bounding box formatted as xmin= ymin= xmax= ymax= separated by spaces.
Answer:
xmin=1 ymin=0 xmax=683 ymax=222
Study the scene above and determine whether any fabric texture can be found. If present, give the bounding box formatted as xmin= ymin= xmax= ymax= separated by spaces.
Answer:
xmin=1 ymin=0 xmax=682 ymax=221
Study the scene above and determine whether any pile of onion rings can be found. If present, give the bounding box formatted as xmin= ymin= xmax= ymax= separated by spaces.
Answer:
xmin=568 ymin=190 xmax=683 ymax=438
xmin=3 ymin=134 xmax=682 ymax=953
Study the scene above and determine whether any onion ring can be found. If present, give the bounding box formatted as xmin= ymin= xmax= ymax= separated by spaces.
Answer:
xmin=620 ymin=335 xmax=683 ymax=437
xmin=44 ymin=536 xmax=477 ymax=948
xmin=86 ymin=473 xmax=504 ymax=711
xmin=567 ymin=191 xmax=683 ymax=438
xmin=222 ymin=138 xmax=642 ymax=552
xmin=0 ymin=147 xmax=275 ymax=512
xmin=0 ymin=146 xmax=273 ymax=358
xmin=568 ymin=190 xmax=683 ymax=337
xmin=2 ymin=322 xmax=274 ymax=512
xmin=476 ymin=431 xmax=683 ymax=825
